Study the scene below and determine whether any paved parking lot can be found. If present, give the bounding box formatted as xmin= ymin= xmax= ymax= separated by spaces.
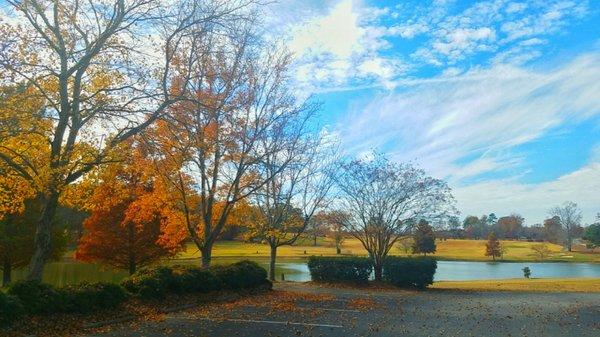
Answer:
xmin=88 ymin=283 xmax=600 ymax=337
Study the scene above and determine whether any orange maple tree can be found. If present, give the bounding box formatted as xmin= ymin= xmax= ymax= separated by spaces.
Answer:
xmin=75 ymin=142 xmax=186 ymax=274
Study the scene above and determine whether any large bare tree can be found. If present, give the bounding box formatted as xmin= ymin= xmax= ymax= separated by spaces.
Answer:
xmin=549 ymin=201 xmax=582 ymax=252
xmin=144 ymin=31 xmax=320 ymax=268
xmin=334 ymin=153 xmax=455 ymax=281
xmin=0 ymin=0 xmax=256 ymax=279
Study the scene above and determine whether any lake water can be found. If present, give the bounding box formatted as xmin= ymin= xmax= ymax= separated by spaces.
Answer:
xmin=9 ymin=259 xmax=600 ymax=286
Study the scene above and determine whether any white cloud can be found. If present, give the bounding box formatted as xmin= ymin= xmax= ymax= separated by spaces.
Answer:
xmin=505 ymin=2 xmax=528 ymax=14
xmin=282 ymin=0 xmax=408 ymax=92
xmin=289 ymin=0 xmax=362 ymax=59
xmin=407 ymin=0 xmax=589 ymax=66
xmin=455 ymin=162 xmax=600 ymax=223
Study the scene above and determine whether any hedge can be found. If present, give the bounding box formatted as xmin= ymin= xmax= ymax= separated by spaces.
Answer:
xmin=382 ymin=256 xmax=437 ymax=289
xmin=62 ymin=282 xmax=128 ymax=313
xmin=0 ymin=291 xmax=24 ymax=327
xmin=122 ymin=261 xmax=269 ymax=299
xmin=3 ymin=279 xmax=128 ymax=321
xmin=307 ymin=256 xmax=372 ymax=284
xmin=6 ymin=280 xmax=69 ymax=314
xmin=171 ymin=265 xmax=222 ymax=294
xmin=121 ymin=266 xmax=175 ymax=300
xmin=210 ymin=260 xmax=270 ymax=290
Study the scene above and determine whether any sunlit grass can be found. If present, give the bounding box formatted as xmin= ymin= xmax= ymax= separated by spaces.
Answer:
xmin=432 ymin=278 xmax=600 ymax=292
xmin=175 ymin=237 xmax=600 ymax=263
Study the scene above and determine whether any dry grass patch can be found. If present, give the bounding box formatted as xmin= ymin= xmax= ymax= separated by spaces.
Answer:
xmin=432 ymin=278 xmax=600 ymax=292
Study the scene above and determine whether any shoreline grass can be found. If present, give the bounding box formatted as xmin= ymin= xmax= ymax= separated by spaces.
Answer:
xmin=431 ymin=278 xmax=600 ymax=292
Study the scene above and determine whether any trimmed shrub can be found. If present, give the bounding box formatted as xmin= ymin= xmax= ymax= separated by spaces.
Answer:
xmin=6 ymin=280 xmax=128 ymax=316
xmin=383 ymin=256 xmax=437 ymax=289
xmin=0 ymin=292 xmax=24 ymax=327
xmin=211 ymin=260 xmax=269 ymax=290
xmin=62 ymin=282 xmax=128 ymax=313
xmin=7 ymin=280 xmax=69 ymax=314
xmin=170 ymin=265 xmax=222 ymax=294
xmin=307 ymin=256 xmax=372 ymax=284
xmin=121 ymin=266 xmax=175 ymax=299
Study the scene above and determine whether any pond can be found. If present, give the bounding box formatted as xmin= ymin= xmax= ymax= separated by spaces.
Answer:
xmin=9 ymin=258 xmax=600 ymax=286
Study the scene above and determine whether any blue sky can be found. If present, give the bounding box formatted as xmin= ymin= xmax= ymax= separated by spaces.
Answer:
xmin=265 ymin=0 xmax=600 ymax=224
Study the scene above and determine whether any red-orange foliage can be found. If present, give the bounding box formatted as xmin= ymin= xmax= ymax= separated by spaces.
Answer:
xmin=75 ymin=143 xmax=186 ymax=274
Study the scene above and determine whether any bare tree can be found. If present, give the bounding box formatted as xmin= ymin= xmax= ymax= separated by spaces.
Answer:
xmin=531 ymin=243 xmax=551 ymax=260
xmin=334 ymin=153 xmax=455 ymax=281
xmin=248 ymin=134 xmax=337 ymax=280
xmin=317 ymin=210 xmax=348 ymax=254
xmin=0 ymin=0 xmax=256 ymax=279
xmin=549 ymin=201 xmax=582 ymax=252
xmin=145 ymin=36 xmax=322 ymax=269
xmin=397 ymin=236 xmax=414 ymax=255
xmin=305 ymin=217 xmax=326 ymax=247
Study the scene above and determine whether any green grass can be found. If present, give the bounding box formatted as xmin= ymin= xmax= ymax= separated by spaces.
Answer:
xmin=432 ymin=278 xmax=600 ymax=292
xmin=175 ymin=238 xmax=600 ymax=263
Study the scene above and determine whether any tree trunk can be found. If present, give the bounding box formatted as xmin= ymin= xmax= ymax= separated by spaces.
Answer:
xmin=128 ymin=261 xmax=136 ymax=275
xmin=269 ymin=245 xmax=277 ymax=281
xmin=201 ymin=243 xmax=213 ymax=269
xmin=28 ymin=193 xmax=59 ymax=280
xmin=128 ymin=223 xmax=136 ymax=275
xmin=2 ymin=258 xmax=11 ymax=287
xmin=313 ymin=235 xmax=317 ymax=246
xmin=374 ymin=263 xmax=383 ymax=282
xmin=336 ymin=246 xmax=341 ymax=254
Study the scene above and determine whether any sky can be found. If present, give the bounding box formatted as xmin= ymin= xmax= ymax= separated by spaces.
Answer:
xmin=264 ymin=0 xmax=600 ymax=224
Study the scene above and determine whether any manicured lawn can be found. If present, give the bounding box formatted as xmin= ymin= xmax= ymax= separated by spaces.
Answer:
xmin=175 ymin=237 xmax=600 ymax=263
xmin=432 ymin=278 xmax=600 ymax=292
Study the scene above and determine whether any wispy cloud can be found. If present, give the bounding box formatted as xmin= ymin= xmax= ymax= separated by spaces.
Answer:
xmin=336 ymin=52 xmax=600 ymax=181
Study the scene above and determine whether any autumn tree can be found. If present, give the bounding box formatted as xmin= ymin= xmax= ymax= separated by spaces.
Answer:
xmin=145 ymin=29 xmax=320 ymax=269
xmin=496 ymin=214 xmax=524 ymax=239
xmin=543 ymin=216 xmax=563 ymax=244
xmin=0 ymin=0 xmax=257 ymax=280
xmin=334 ymin=153 xmax=455 ymax=281
xmin=412 ymin=220 xmax=436 ymax=255
xmin=549 ymin=202 xmax=582 ymax=252
xmin=75 ymin=143 xmax=186 ymax=274
xmin=485 ymin=232 xmax=502 ymax=261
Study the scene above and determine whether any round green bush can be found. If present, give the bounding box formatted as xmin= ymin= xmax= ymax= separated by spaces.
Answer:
xmin=211 ymin=260 xmax=268 ymax=290
xmin=0 ymin=291 xmax=24 ymax=327
xmin=121 ymin=266 xmax=175 ymax=300
xmin=7 ymin=280 xmax=68 ymax=314
xmin=170 ymin=265 xmax=222 ymax=294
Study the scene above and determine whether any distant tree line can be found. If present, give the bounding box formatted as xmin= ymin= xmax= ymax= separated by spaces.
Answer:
xmin=437 ymin=202 xmax=598 ymax=252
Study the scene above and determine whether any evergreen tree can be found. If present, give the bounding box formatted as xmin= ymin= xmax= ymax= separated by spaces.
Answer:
xmin=412 ymin=220 xmax=436 ymax=255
